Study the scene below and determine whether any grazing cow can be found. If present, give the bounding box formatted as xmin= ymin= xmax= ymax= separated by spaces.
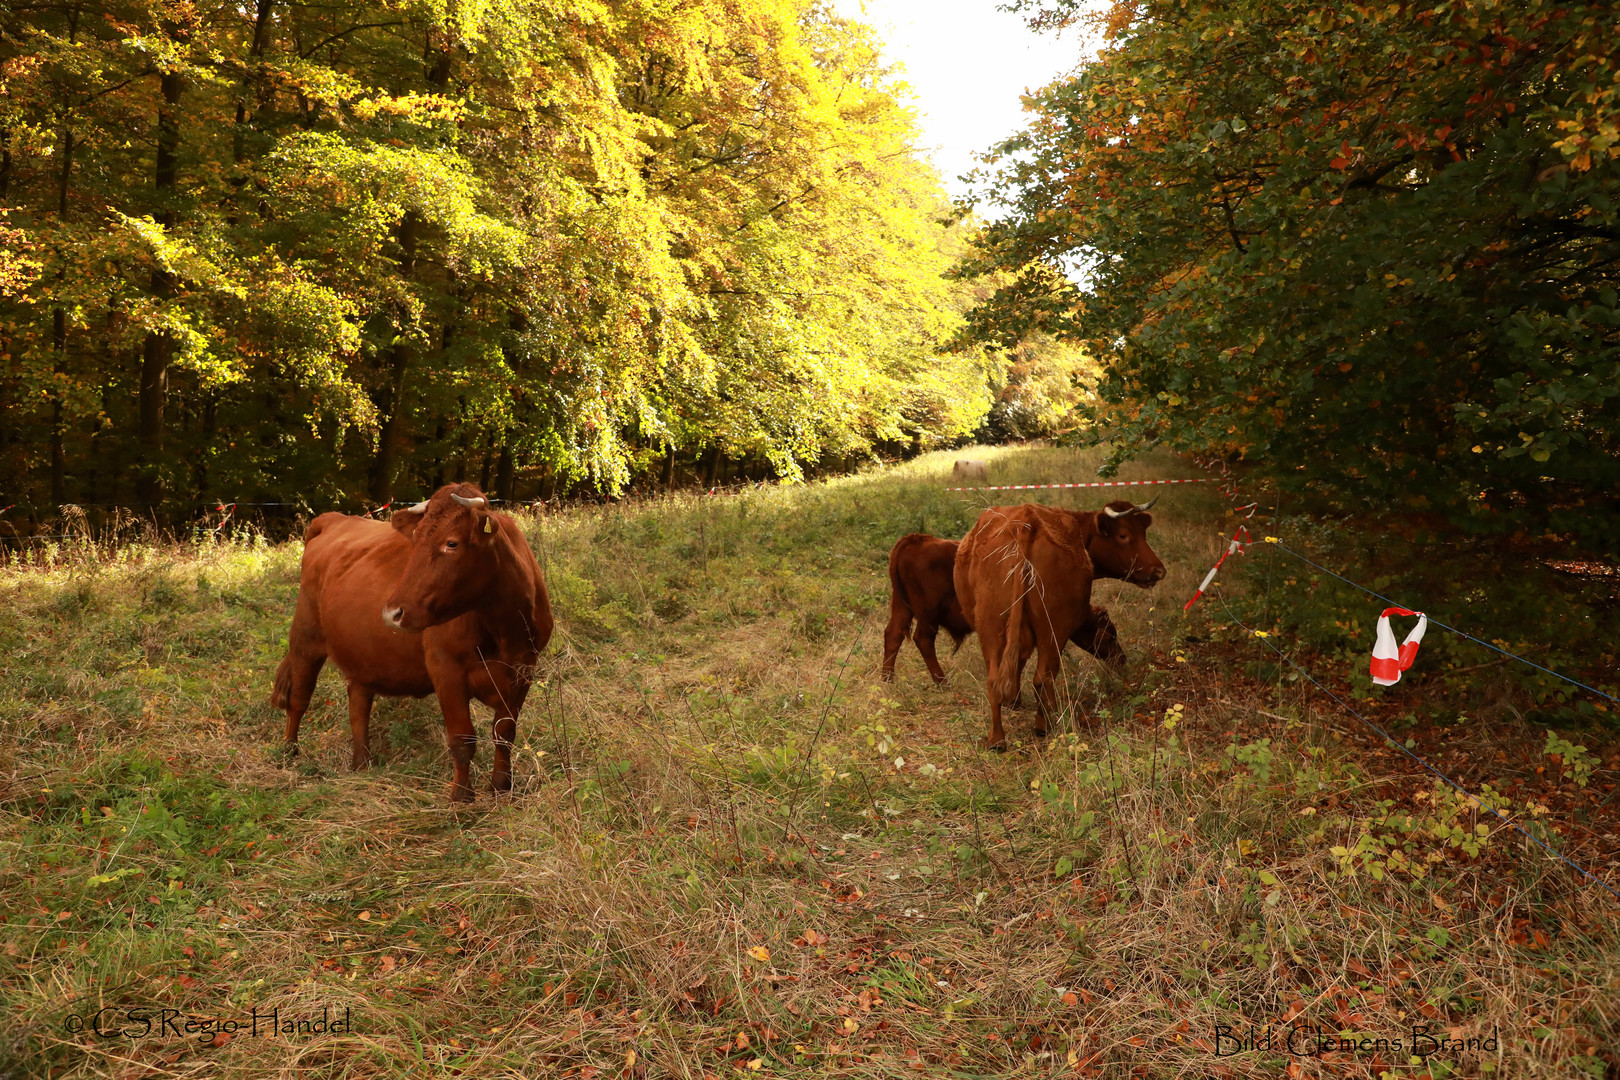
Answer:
xmin=952 ymin=460 xmax=990 ymax=484
xmin=881 ymin=534 xmax=1125 ymax=686
xmin=271 ymin=484 xmax=553 ymax=802
xmin=955 ymin=499 xmax=1165 ymax=748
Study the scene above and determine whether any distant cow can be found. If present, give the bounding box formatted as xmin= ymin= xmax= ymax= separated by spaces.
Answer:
xmin=881 ymin=534 xmax=1125 ymax=686
xmin=955 ymin=499 xmax=1165 ymax=748
xmin=271 ymin=484 xmax=554 ymax=802
xmin=952 ymin=460 xmax=989 ymax=484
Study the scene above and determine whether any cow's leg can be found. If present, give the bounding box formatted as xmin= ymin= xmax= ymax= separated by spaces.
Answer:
xmin=480 ymin=679 xmax=530 ymax=795
xmin=432 ymin=676 xmax=479 ymax=803
xmin=346 ymin=683 xmax=374 ymax=770
xmin=1011 ymin=624 xmax=1037 ymax=708
xmin=913 ymin=620 xmax=948 ymax=684
xmin=978 ymin=623 xmax=1010 ymax=750
xmin=880 ymin=597 xmax=913 ymax=681
xmin=272 ymin=651 xmax=325 ymax=755
xmin=1029 ymin=625 xmax=1067 ymax=740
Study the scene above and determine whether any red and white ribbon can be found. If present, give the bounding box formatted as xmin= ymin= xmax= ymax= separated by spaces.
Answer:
xmin=1370 ymin=607 xmax=1427 ymax=686
xmin=945 ymin=478 xmax=1219 ymax=492
xmin=1183 ymin=525 xmax=1251 ymax=610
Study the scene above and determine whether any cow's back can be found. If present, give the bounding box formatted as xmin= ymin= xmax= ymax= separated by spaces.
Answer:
xmin=299 ymin=514 xmax=432 ymax=695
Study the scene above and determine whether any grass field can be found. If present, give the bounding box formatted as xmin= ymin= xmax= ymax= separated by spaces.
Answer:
xmin=4 ymin=443 xmax=1616 ymax=1079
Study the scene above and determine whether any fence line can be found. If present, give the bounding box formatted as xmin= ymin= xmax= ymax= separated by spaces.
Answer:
xmin=1214 ymin=590 xmax=1620 ymax=904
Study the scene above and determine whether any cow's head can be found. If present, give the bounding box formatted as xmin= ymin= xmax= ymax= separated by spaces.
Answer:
xmin=383 ymin=484 xmax=503 ymax=631
xmin=1087 ymin=498 xmax=1167 ymax=587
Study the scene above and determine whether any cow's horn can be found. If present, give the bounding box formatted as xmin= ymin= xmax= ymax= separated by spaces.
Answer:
xmin=450 ymin=493 xmax=488 ymax=509
xmin=1101 ymin=505 xmax=1124 ymax=518
xmin=1134 ymin=496 xmax=1159 ymax=512
xmin=408 ymin=500 xmax=430 ymax=512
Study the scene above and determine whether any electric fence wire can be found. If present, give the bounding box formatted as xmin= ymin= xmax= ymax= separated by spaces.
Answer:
xmin=1211 ymin=587 xmax=1620 ymax=905
xmin=1263 ymin=538 xmax=1618 ymax=706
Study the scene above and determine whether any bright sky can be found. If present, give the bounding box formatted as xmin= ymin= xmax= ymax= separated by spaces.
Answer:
xmin=832 ymin=0 xmax=1101 ymax=206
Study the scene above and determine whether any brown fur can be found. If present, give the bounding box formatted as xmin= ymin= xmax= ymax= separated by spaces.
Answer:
xmin=272 ymin=483 xmax=554 ymax=802
xmin=881 ymin=533 xmax=1125 ymax=687
xmin=955 ymin=500 xmax=1165 ymax=748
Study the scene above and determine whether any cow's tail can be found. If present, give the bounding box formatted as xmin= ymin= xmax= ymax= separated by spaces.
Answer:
xmin=994 ymin=525 xmax=1033 ymax=701
xmin=270 ymin=654 xmax=294 ymax=710
xmin=887 ymin=541 xmax=914 ymax=619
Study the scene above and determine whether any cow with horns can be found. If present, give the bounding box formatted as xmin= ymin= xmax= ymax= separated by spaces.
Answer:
xmin=954 ymin=498 xmax=1165 ymax=748
xmin=271 ymin=484 xmax=553 ymax=802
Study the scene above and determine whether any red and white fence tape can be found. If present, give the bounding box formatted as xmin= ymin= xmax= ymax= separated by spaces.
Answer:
xmin=1370 ymin=607 xmax=1428 ymax=686
xmin=945 ymin=478 xmax=1220 ymax=493
xmin=1183 ymin=525 xmax=1251 ymax=610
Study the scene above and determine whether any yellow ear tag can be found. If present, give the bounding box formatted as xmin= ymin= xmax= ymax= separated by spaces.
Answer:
xmin=484 ymin=517 xmax=493 ymax=534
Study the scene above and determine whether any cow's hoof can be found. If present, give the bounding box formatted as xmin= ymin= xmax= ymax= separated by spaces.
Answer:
xmin=491 ymin=774 xmax=513 ymax=794
xmin=1032 ymin=728 xmax=1048 ymax=739
xmin=349 ymin=756 xmax=374 ymax=772
xmin=275 ymin=742 xmax=300 ymax=760
xmin=982 ymin=739 xmax=1008 ymax=753
xmin=449 ymin=785 xmax=477 ymax=804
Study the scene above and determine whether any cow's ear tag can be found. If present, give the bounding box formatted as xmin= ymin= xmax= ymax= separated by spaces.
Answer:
xmin=483 ymin=517 xmax=493 ymax=534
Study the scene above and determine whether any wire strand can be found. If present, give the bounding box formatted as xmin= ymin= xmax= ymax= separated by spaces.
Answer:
xmin=1213 ymin=589 xmax=1620 ymax=904
xmin=1265 ymin=538 xmax=1618 ymax=705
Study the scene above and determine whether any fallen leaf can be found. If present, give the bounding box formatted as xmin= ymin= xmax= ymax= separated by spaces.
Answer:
xmin=747 ymin=946 xmax=771 ymax=963
xmin=381 ymin=956 xmax=397 ymax=972
xmin=358 ymin=910 xmax=372 ymax=921
xmin=211 ymin=1032 xmax=232 ymax=1048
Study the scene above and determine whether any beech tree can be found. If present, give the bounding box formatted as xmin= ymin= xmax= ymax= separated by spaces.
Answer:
xmin=0 ymin=0 xmax=995 ymax=514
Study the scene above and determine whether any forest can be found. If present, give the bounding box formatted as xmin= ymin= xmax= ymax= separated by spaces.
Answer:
xmin=6 ymin=0 xmax=1620 ymax=1075
xmin=0 ymin=0 xmax=1088 ymax=520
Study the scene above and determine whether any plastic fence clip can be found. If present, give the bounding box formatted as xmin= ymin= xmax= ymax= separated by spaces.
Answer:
xmin=1263 ymin=536 xmax=1280 ymax=543
xmin=1370 ymin=607 xmax=1428 ymax=686
xmin=1184 ymin=525 xmax=1251 ymax=610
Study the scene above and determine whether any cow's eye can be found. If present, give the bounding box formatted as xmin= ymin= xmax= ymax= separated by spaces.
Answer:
xmin=443 ymin=540 xmax=459 ymax=551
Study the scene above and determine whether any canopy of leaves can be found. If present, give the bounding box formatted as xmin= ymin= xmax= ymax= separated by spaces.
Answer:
xmin=0 ymin=0 xmax=1001 ymax=513
xmin=970 ymin=0 xmax=1620 ymax=546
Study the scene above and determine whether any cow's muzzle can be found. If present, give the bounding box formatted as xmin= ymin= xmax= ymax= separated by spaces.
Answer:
xmin=383 ymin=606 xmax=406 ymax=629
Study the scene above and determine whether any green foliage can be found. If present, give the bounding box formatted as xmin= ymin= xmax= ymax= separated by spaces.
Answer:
xmin=0 ymin=0 xmax=1002 ymax=514
xmin=1544 ymin=730 xmax=1599 ymax=787
xmin=972 ymin=0 xmax=1620 ymax=543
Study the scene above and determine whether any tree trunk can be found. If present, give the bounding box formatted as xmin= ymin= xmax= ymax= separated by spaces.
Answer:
xmin=49 ymin=124 xmax=73 ymax=507
xmin=368 ymin=211 xmax=419 ymax=501
xmin=495 ymin=444 xmax=514 ymax=503
xmin=136 ymin=68 xmax=184 ymax=507
xmin=663 ymin=445 xmax=676 ymax=492
xmin=704 ymin=446 xmax=721 ymax=488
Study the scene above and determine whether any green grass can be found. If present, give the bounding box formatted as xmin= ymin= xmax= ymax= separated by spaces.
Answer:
xmin=2 ymin=444 xmax=1616 ymax=1078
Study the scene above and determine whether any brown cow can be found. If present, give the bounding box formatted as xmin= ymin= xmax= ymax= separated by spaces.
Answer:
xmin=881 ymin=533 xmax=1125 ymax=685
xmin=955 ymin=499 xmax=1165 ymax=748
xmin=270 ymin=484 xmax=553 ymax=801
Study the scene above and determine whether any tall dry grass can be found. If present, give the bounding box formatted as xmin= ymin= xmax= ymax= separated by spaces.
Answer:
xmin=2 ymin=444 xmax=1614 ymax=1079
